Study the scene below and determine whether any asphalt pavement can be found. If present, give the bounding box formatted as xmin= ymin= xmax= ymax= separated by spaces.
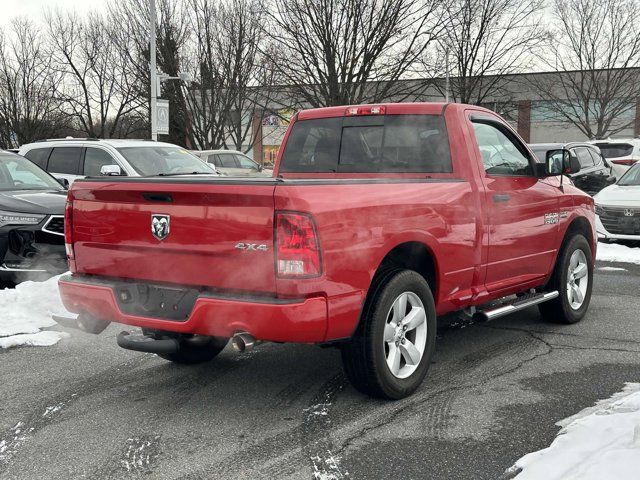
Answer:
xmin=1 ymin=260 xmax=639 ymax=480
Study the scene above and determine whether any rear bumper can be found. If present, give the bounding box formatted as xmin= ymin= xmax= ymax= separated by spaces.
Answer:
xmin=58 ymin=275 xmax=329 ymax=343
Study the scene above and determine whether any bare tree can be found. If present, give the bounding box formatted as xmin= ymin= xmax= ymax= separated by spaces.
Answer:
xmin=0 ymin=19 xmax=67 ymax=147
xmin=533 ymin=0 xmax=640 ymax=139
xmin=185 ymin=0 xmax=273 ymax=151
xmin=427 ymin=0 xmax=546 ymax=106
xmin=46 ymin=9 xmax=142 ymax=138
xmin=264 ymin=0 xmax=443 ymax=108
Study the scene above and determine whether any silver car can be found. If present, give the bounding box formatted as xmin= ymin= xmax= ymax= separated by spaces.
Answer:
xmin=18 ymin=138 xmax=216 ymax=184
xmin=192 ymin=149 xmax=270 ymax=176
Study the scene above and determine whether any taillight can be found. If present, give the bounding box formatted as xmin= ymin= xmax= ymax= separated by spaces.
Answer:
xmin=345 ymin=105 xmax=386 ymax=116
xmin=611 ymin=159 xmax=637 ymax=166
xmin=275 ymin=212 xmax=322 ymax=278
xmin=64 ymin=194 xmax=76 ymax=272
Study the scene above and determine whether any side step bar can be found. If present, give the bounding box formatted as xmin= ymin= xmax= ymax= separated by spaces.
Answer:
xmin=474 ymin=291 xmax=559 ymax=322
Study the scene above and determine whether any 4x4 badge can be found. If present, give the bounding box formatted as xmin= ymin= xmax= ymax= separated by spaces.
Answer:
xmin=151 ymin=214 xmax=170 ymax=240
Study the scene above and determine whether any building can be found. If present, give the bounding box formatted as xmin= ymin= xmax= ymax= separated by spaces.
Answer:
xmin=228 ymin=70 xmax=640 ymax=165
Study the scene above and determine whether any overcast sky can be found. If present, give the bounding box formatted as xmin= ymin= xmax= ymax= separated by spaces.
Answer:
xmin=2 ymin=0 xmax=107 ymax=28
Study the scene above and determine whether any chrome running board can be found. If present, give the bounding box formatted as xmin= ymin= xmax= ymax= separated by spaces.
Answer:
xmin=474 ymin=291 xmax=559 ymax=322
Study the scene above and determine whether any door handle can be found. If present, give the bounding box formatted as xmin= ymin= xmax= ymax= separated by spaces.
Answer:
xmin=493 ymin=194 xmax=510 ymax=203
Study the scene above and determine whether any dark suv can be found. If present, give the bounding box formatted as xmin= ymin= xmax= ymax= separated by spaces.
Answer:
xmin=529 ymin=142 xmax=616 ymax=195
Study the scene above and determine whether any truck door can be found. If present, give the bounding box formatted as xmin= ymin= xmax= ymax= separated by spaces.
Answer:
xmin=469 ymin=115 xmax=560 ymax=292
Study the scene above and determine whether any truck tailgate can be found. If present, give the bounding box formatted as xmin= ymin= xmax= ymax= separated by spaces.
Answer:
xmin=70 ymin=179 xmax=277 ymax=293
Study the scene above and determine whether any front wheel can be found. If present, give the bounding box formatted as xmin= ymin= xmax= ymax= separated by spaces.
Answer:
xmin=341 ymin=270 xmax=437 ymax=399
xmin=539 ymin=234 xmax=593 ymax=324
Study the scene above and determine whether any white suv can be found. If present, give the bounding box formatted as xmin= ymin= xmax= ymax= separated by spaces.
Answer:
xmin=591 ymin=139 xmax=640 ymax=178
xmin=18 ymin=138 xmax=216 ymax=184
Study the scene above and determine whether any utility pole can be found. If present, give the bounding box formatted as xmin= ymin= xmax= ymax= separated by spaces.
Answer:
xmin=445 ymin=45 xmax=450 ymax=103
xmin=150 ymin=0 xmax=158 ymax=141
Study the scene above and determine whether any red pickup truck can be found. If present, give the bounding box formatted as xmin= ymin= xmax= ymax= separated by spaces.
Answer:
xmin=56 ymin=103 xmax=596 ymax=399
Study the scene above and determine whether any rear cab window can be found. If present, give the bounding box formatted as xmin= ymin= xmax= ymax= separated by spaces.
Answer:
xmin=279 ymin=114 xmax=452 ymax=174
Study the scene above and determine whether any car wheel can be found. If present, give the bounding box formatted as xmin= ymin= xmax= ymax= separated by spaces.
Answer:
xmin=341 ymin=270 xmax=437 ymax=399
xmin=539 ymin=235 xmax=593 ymax=324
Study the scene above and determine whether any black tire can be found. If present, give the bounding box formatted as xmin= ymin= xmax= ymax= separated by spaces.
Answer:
xmin=539 ymin=234 xmax=593 ymax=324
xmin=146 ymin=331 xmax=228 ymax=364
xmin=341 ymin=270 xmax=437 ymax=400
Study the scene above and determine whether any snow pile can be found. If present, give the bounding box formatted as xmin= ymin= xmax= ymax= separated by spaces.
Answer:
xmin=597 ymin=242 xmax=640 ymax=264
xmin=511 ymin=383 xmax=640 ymax=480
xmin=0 ymin=275 xmax=70 ymax=349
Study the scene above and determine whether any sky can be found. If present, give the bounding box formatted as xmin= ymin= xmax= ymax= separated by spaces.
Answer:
xmin=2 ymin=0 xmax=108 ymax=28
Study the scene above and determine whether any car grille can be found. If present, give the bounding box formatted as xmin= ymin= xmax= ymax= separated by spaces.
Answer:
xmin=42 ymin=215 xmax=65 ymax=236
xmin=599 ymin=207 xmax=640 ymax=235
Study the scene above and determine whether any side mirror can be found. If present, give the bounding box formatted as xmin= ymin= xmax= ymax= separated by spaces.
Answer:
xmin=100 ymin=164 xmax=122 ymax=176
xmin=57 ymin=178 xmax=69 ymax=189
xmin=542 ymin=149 xmax=581 ymax=176
xmin=257 ymin=164 xmax=263 ymax=172
xmin=606 ymin=175 xmax=617 ymax=185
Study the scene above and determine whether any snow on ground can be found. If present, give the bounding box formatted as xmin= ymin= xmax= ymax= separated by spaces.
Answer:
xmin=597 ymin=242 xmax=640 ymax=264
xmin=509 ymin=383 xmax=640 ymax=480
xmin=0 ymin=275 xmax=70 ymax=349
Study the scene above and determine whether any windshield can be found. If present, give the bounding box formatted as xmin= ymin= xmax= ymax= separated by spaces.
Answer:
xmin=0 ymin=153 xmax=64 ymax=191
xmin=116 ymin=146 xmax=216 ymax=176
xmin=595 ymin=143 xmax=633 ymax=159
xmin=617 ymin=163 xmax=640 ymax=186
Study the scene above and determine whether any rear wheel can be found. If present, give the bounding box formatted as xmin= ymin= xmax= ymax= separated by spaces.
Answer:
xmin=341 ymin=270 xmax=437 ymax=399
xmin=539 ymin=234 xmax=593 ymax=324
xmin=143 ymin=329 xmax=228 ymax=364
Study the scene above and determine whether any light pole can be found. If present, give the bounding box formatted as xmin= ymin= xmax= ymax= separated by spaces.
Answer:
xmin=445 ymin=45 xmax=450 ymax=104
xmin=150 ymin=0 xmax=158 ymax=141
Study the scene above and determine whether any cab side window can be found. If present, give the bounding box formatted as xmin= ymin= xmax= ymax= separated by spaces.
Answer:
xmin=207 ymin=154 xmax=221 ymax=167
xmin=588 ymin=149 xmax=604 ymax=166
xmin=235 ymin=155 xmax=257 ymax=169
xmin=24 ymin=148 xmax=52 ymax=170
xmin=574 ymin=147 xmax=594 ymax=169
xmin=472 ymin=121 xmax=532 ymax=176
xmin=48 ymin=147 xmax=82 ymax=174
xmin=216 ymin=154 xmax=237 ymax=168
xmin=84 ymin=148 xmax=119 ymax=176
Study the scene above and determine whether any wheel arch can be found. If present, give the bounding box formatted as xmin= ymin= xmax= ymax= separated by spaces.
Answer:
xmin=350 ymin=241 xmax=439 ymax=336
xmin=561 ymin=216 xmax=595 ymax=255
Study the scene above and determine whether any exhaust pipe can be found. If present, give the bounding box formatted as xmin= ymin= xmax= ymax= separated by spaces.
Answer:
xmin=52 ymin=313 xmax=110 ymax=334
xmin=231 ymin=332 xmax=256 ymax=352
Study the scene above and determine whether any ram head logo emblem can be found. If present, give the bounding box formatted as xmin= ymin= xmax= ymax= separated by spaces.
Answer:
xmin=151 ymin=214 xmax=170 ymax=240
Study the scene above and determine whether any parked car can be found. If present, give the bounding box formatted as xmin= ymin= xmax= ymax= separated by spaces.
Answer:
xmin=0 ymin=150 xmax=68 ymax=282
xmin=591 ymin=138 xmax=640 ymax=178
xmin=56 ymin=103 xmax=595 ymax=400
xmin=18 ymin=139 xmax=216 ymax=185
xmin=529 ymin=142 xmax=615 ymax=195
xmin=192 ymin=149 xmax=270 ymax=176
xmin=594 ymin=162 xmax=640 ymax=242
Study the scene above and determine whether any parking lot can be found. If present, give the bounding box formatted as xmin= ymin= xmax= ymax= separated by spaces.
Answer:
xmin=0 ymin=258 xmax=638 ymax=480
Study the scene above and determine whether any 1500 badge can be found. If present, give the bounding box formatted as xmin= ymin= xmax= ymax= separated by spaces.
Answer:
xmin=544 ymin=213 xmax=559 ymax=224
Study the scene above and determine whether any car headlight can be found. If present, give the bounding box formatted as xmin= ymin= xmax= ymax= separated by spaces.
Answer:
xmin=594 ymin=203 xmax=604 ymax=216
xmin=0 ymin=211 xmax=46 ymax=228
